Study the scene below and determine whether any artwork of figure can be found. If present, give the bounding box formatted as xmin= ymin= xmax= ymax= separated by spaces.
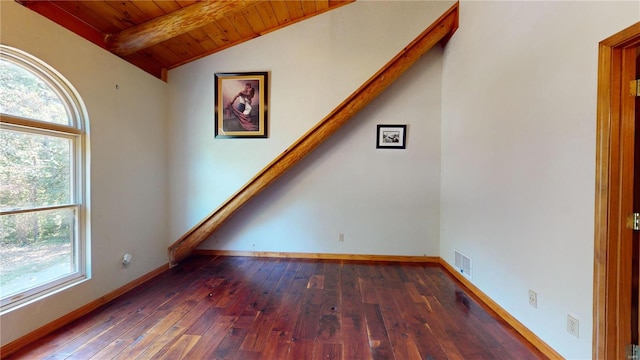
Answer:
xmin=226 ymin=81 xmax=257 ymax=131
xmin=215 ymin=72 xmax=268 ymax=138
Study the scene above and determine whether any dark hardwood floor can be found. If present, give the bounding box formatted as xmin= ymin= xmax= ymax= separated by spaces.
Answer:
xmin=7 ymin=256 xmax=548 ymax=359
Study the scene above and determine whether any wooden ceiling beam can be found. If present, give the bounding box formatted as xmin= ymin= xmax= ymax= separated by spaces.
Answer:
xmin=168 ymin=2 xmax=460 ymax=266
xmin=17 ymin=0 xmax=353 ymax=79
xmin=105 ymin=0 xmax=258 ymax=56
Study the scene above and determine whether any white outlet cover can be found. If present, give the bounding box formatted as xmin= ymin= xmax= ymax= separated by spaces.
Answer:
xmin=567 ymin=315 xmax=579 ymax=338
xmin=528 ymin=290 xmax=537 ymax=308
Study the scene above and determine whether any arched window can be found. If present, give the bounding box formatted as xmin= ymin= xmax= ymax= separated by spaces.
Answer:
xmin=0 ymin=45 xmax=89 ymax=312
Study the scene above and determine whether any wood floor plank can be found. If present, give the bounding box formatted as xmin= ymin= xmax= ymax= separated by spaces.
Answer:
xmin=111 ymin=302 xmax=193 ymax=360
xmin=356 ymin=263 xmax=380 ymax=304
xmin=183 ymin=306 xmax=222 ymax=335
xmin=22 ymin=280 xmax=172 ymax=360
xmin=181 ymin=315 xmax=237 ymax=359
xmin=6 ymin=256 xmax=550 ymax=360
xmin=444 ymin=296 xmax=503 ymax=358
xmin=341 ymin=263 xmax=372 ymax=360
xmin=88 ymin=309 xmax=187 ymax=358
xmin=315 ymin=262 xmax=342 ymax=342
xmin=135 ymin=324 xmax=188 ymax=360
xmin=389 ymin=287 xmax=427 ymax=325
xmin=239 ymin=258 xmax=281 ymax=314
xmin=307 ymin=274 xmax=325 ymax=289
xmin=378 ymin=263 xmax=404 ymax=286
xmin=375 ymin=287 xmax=422 ymax=360
xmin=41 ymin=312 xmax=142 ymax=358
xmin=260 ymin=330 xmax=293 ymax=359
xmin=318 ymin=342 xmax=343 ymax=360
xmin=213 ymin=258 xmax=269 ymax=311
xmin=363 ymin=303 xmax=396 ymax=360
xmin=406 ymin=322 xmax=449 ymax=359
xmin=272 ymin=260 xmax=301 ymax=294
xmin=293 ymin=301 xmax=321 ymax=340
xmin=286 ymin=338 xmax=315 ymax=360
xmin=404 ymin=282 xmax=426 ymax=303
xmin=408 ymin=276 xmax=435 ymax=298
xmin=104 ymin=279 xmax=214 ymax=359
xmin=63 ymin=311 xmax=149 ymax=359
xmin=484 ymin=323 xmax=543 ymax=360
xmin=270 ymin=291 xmax=305 ymax=345
xmin=138 ymin=297 xmax=218 ymax=359
xmin=9 ymin=296 xmax=142 ymax=360
xmin=419 ymin=295 xmax=467 ymax=359
xmin=210 ymin=327 xmax=249 ymax=359
xmin=232 ymin=349 xmax=262 ymax=360
xmin=156 ymin=334 xmax=200 ymax=360
xmin=240 ymin=263 xmax=286 ymax=352
xmin=238 ymin=307 xmax=278 ymax=352
xmin=289 ymin=260 xmax=315 ymax=295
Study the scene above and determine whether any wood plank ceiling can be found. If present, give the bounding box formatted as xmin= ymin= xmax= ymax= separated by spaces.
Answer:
xmin=16 ymin=0 xmax=353 ymax=80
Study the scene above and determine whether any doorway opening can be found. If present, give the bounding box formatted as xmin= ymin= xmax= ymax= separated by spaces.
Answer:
xmin=594 ymin=22 xmax=640 ymax=360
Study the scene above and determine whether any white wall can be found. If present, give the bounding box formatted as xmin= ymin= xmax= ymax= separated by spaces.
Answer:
xmin=7 ymin=0 xmax=633 ymax=357
xmin=0 ymin=1 xmax=169 ymax=346
xmin=168 ymin=1 xmax=452 ymax=256
xmin=440 ymin=1 xmax=639 ymax=359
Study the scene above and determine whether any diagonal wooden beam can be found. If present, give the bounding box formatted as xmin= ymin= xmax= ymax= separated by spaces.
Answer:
xmin=168 ymin=2 xmax=459 ymax=266
xmin=105 ymin=0 xmax=258 ymax=56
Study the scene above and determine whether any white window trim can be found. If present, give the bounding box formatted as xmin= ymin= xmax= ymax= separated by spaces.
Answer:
xmin=0 ymin=45 xmax=90 ymax=314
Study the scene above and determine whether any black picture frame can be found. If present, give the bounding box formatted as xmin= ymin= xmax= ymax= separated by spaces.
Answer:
xmin=376 ymin=124 xmax=407 ymax=149
xmin=214 ymin=72 xmax=268 ymax=138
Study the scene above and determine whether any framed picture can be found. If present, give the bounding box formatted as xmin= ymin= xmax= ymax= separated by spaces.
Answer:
xmin=376 ymin=124 xmax=407 ymax=149
xmin=215 ymin=72 xmax=268 ymax=138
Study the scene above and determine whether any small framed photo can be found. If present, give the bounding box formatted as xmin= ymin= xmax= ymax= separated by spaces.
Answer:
xmin=376 ymin=124 xmax=407 ymax=149
xmin=215 ymin=72 xmax=268 ymax=138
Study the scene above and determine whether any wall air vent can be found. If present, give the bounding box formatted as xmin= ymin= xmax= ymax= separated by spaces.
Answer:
xmin=454 ymin=249 xmax=472 ymax=279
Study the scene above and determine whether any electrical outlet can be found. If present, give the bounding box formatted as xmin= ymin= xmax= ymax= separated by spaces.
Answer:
xmin=528 ymin=290 xmax=537 ymax=308
xmin=339 ymin=233 xmax=344 ymax=242
xmin=567 ymin=315 xmax=579 ymax=338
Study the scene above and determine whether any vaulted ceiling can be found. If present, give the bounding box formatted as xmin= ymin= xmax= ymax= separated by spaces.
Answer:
xmin=17 ymin=0 xmax=353 ymax=80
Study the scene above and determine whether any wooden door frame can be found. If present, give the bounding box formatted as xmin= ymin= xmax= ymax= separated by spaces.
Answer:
xmin=594 ymin=22 xmax=640 ymax=360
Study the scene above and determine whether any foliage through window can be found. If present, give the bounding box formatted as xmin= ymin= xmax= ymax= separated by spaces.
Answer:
xmin=0 ymin=45 xmax=88 ymax=312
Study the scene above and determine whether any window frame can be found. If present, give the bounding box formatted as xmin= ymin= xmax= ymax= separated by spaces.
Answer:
xmin=0 ymin=45 xmax=89 ymax=313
